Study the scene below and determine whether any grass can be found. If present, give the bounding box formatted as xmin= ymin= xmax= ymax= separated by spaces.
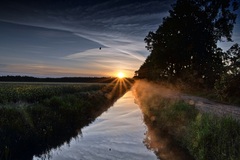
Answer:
xmin=185 ymin=114 xmax=240 ymax=160
xmin=140 ymin=99 xmax=240 ymax=160
xmin=0 ymin=80 xmax=132 ymax=160
xmin=0 ymin=83 xmax=104 ymax=104
xmin=134 ymin=80 xmax=240 ymax=160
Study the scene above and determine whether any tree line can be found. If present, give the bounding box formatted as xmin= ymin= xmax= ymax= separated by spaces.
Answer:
xmin=0 ymin=76 xmax=116 ymax=83
xmin=135 ymin=0 xmax=239 ymax=99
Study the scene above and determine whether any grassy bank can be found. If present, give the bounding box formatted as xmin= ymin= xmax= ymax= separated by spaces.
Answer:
xmin=0 ymin=80 xmax=132 ymax=160
xmin=133 ymin=80 xmax=240 ymax=160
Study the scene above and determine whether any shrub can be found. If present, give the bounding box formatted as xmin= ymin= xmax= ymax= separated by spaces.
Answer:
xmin=215 ymin=73 xmax=240 ymax=103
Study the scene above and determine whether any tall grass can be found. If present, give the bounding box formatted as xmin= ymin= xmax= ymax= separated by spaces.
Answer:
xmin=185 ymin=114 xmax=240 ymax=160
xmin=140 ymin=98 xmax=240 ymax=160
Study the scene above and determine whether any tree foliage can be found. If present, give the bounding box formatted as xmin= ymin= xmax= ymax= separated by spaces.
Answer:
xmin=225 ymin=43 xmax=240 ymax=75
xmin=215 ymin=43 xmax=240 ymax=100
xmin=137 ymin=0 xmax=238 ymax=87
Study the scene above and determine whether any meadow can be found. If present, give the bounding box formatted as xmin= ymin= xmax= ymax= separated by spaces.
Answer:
xmin=0 ymin=81 xmax=131 ymax=160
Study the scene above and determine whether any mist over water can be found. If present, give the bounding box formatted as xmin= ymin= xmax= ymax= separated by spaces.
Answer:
xmin=132 ymin=80 xmax=194 ymax=160
xmin=132 ymin=80 xmax=180 ymax=112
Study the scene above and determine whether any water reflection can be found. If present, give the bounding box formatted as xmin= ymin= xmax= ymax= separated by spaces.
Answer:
xmin=34 ymin=89 xmax=194 ymax=160
xmin=34 ymin=91 xmax=158 ymax=160
xmin=143 ymin=120 xmax=194 ymax=160
xmin=132 ymin=84 xmax=194 ymax=160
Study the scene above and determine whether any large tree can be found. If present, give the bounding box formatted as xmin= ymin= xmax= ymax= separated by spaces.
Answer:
xmin=138 ymin=0 xmax=238 ymax=87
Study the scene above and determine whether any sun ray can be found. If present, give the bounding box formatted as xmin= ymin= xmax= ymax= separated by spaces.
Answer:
xmin=102 ymin=72 xmax=133 ymax=101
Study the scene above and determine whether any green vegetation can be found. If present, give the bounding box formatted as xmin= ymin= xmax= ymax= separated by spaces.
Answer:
xmin=0 ymin=83 xmax=104 ymax=104
xmin=135 ymin=84 xmax=240 ymax=160
xmin=186 ymin=114 xmax=240 ymax=160
xmin=0 ymin=82 xmax=131 ymax=160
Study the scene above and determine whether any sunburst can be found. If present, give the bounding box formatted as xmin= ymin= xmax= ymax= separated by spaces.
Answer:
xmin=117 ymin=72 xmax=125 ymax=79
xmin=103 ymin=75 xmax=133 ymax=99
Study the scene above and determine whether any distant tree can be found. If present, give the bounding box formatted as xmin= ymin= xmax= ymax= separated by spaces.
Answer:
xmin=137 ymin=0 xmax=238 ymax=87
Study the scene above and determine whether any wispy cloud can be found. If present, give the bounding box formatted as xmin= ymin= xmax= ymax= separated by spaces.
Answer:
xmin=1 ymin=0 xmax=239 ymax=77
xmin=73 ymin=32 xmax=146 ymax=61
xmin=64 ymin=47 xmax=142 ymax=76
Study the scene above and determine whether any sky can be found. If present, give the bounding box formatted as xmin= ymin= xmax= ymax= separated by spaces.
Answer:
xmin=0 ymin=0 xmax=239 ymax=78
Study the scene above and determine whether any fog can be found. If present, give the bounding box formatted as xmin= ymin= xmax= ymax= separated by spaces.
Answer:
xmin=132 ymin=80 xmax=194 ymax=160
xmin=132 ymin=80 xmax=180 ymax=109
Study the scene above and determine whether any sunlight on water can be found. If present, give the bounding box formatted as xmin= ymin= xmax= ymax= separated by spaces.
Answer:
xmin=33 ymin=91 xmax=158 ymax=160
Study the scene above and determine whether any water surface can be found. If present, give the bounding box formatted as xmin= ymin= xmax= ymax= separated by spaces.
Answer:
xmin=34 ymin=91 xmax=158 ymax=160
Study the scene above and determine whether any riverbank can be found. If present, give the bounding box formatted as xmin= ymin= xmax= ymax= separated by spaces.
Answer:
xmin=133 ymin=80 xmax=240 ymax=160
xmin=0 ymin=80 xmax=132 ymax=160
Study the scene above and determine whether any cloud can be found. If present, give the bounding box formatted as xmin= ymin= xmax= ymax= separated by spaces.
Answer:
xmin=73 ymin=32 xmax=147 ymax=61
xmin=63 ymin=47 xmax=142 ymax=76
xmin=2 ymin=0 xmax=239 ymax=77
xmin=64 ymin=49 xmax=139 ymax=67
xmin=64 ymin=0 xmax=173 ymax=19
xmin=0 ymin=1 xmax=174 ymax=60
xmin=1 ymin=62 xmax=137 ymax=78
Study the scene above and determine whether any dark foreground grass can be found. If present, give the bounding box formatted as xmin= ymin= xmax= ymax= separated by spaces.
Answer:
xmin=0 ymin=81 xmax=131 ymax=160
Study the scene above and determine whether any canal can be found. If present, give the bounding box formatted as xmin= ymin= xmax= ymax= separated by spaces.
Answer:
xmin=34 ymin=91 xmax=158 ymax=160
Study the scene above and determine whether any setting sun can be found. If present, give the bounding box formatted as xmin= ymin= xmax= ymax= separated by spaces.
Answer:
xmin=117 ymin=72 xmax=125 ymax=79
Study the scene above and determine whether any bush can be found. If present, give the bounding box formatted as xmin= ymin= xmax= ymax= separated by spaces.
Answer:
xmin=214 ymin=73 xmax=240 ymax=102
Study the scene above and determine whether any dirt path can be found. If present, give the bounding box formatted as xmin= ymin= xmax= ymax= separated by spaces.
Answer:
xmin=178 ymin=94 xmax=240 ymax=120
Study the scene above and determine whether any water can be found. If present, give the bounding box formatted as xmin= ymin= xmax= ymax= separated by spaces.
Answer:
xmin=34 ymin=91 xmax=158 ymax=160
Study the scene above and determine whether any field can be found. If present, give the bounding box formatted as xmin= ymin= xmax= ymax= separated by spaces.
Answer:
xmin=0 ymin=81 xmax=131 ymax=160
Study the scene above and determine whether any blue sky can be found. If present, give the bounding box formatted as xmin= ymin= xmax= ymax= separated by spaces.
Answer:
xmin=0 ymin=0 xmax=239 ymax=77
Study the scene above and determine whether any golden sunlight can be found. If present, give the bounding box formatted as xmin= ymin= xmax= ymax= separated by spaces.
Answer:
xmin=106 ymin=75 xmax=133 ymax=99
xmin=117 ymin=72 xmax=125 ymax=79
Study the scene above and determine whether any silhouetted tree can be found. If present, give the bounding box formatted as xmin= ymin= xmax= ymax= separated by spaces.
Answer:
xmin=215 ymin=43 xmax=240 ymax=99
xmin=225 ymin=43 xmax=240 ymax=75
xmin=137 ymin=0 xmax=238 ymax=87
